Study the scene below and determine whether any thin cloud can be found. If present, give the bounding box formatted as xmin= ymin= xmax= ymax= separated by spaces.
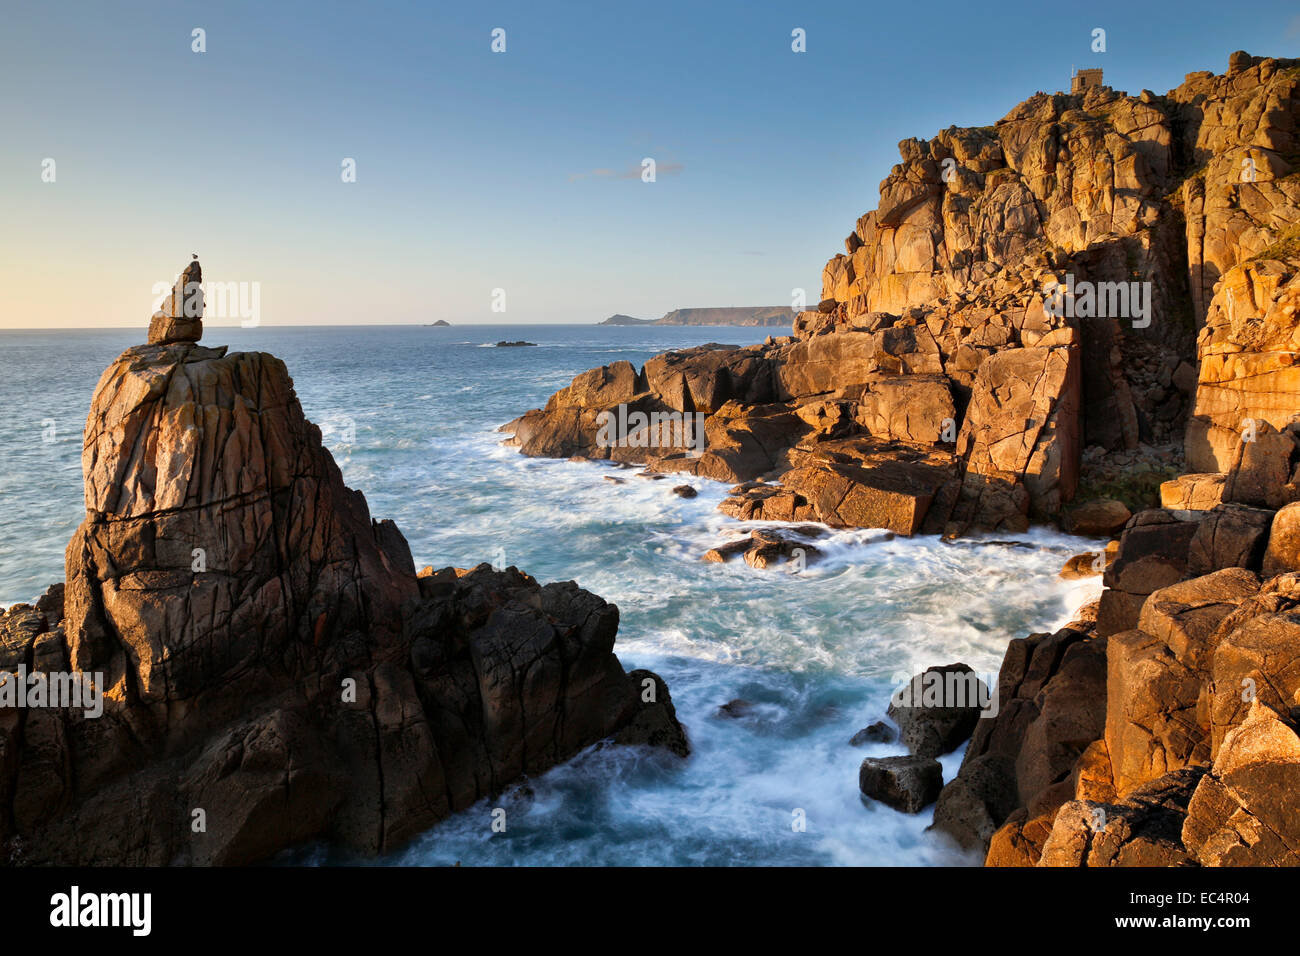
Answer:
xmin=569 ymin=161 xmax=683 ymax=182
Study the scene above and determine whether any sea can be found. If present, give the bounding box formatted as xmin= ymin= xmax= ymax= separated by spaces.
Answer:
xmin=0 ymin=324 xmax=1103 ymax=866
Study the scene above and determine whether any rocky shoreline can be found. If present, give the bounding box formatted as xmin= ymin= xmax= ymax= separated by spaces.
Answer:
xmin=0 ymin=263 xmax=687 ymax=865
xmin=3 ymin=49 xmax=1297 ymax=869
xmin=502 ymin=52 xmax=1300 ymax=865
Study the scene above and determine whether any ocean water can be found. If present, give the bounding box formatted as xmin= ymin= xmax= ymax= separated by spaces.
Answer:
xmin=0 ymin=324 xmax=1102 ymax=866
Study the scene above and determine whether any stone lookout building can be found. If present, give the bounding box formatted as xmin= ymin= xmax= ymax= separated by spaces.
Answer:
xmin=1070 ymin=68 xmax=1104 ymax=93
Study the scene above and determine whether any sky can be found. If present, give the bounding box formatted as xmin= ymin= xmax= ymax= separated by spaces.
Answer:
xmin=2 ymin=0 xmax=1299 ymax=328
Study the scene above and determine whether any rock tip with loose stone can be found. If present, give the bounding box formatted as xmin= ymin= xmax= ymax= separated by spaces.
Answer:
xmin=147 ymin=255 xmax=204 ymax=345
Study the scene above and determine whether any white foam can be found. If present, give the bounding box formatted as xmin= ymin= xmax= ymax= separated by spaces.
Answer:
xmin=377 ymin=442 xmax=1103 ymax=866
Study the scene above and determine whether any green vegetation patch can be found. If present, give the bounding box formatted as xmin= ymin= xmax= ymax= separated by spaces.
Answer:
xmin=1249 ymin=221 xmax=1300 ymax=263
xmin=1076 ymin=466 xmax=1183 ymax=513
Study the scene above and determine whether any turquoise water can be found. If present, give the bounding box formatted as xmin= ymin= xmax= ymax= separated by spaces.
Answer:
xmin=0 ymin=325 xmax=1101 ymax=865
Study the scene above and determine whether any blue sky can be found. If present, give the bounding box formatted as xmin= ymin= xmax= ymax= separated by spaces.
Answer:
xmin=3 ymin=0 xmax=1299 ymax=327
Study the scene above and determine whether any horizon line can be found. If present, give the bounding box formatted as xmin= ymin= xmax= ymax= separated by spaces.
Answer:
xmin=0 ymin=321 xmax=795 ymax=332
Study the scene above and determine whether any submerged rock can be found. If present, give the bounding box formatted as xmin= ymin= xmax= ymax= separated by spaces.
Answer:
xmin=700 ymin=528 xmax=820 ymax=570
xmin=849 ymin=721 xmax=896 ymax=746
xmin=1060 ymin=540 xmax=1118 ymax=578
xmin=716 ymin=698 xmax=754 ymax=719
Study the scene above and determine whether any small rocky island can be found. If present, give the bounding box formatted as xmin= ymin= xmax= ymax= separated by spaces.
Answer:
xmin=495 ymin=340 xmax=537 ymax=347
xmin=0 ymin=260 xmax=686 ymax=865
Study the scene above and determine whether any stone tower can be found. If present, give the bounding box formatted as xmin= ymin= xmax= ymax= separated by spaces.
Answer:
xmin=1071 ymin=68 xmax=1104 ymax=94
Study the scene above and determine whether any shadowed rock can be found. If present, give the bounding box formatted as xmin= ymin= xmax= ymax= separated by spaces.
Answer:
xmin=887 ymin=663 xmax=988 ymax=758
xmin=859 ymin=755 xmax=944 ymax=813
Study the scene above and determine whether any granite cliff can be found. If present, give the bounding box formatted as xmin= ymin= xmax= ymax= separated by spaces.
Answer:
xmin=507 ymin=51 xmax=1300 ymax=866
xmin=927 ymin=51 xmax=1300 ymax=867
xmin=506 ymin=53 xmax=1300 ymax=543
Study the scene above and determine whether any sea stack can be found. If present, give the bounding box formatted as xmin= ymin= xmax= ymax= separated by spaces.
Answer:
xmin=146 ymin=255 xmax=204 ymax=344
xmin=0 ymin=268 xmax=687 ymax=865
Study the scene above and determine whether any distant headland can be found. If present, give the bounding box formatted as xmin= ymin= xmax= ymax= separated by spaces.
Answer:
xmin=600 ymin=306 xmax=794 ymax=327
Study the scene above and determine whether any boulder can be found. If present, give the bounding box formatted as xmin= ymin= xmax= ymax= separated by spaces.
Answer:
xmin=1209 ymin=598 xmax=1300 ymax=757
xmin=719 ymin=437 xmax=959 ymax=535
xmin=716 ymin=699 xmax=754 ymax=719
xmin=859 ymin=755 xmax=944 ymax=813
xmin=851 ymin=373 xmax=956 ymax=444
xmin=742 ymin=531 xmax=819 ymax=570
xmin=1062 ymin=498 xmax=1131 ymax=537
xmin=1104 ymin=629 xmax=1213 ymax=798
xmin=1187 ymin=503 xmax=1274 ymax=575
xmin=887 ymin=663 xmax=988 ymax=758
xmin=1221 ymin=420 xmax=1300 ymax=510
xmin=548 ymin=360 xmax=640 ymax=410
xmin=612 ymin=671 xmax=691 ymax=757
xmin=1160 ymin=473 xmax=1225 ymax=511
xmin=643 ymin=344 xmax=775 ymax=412
xmin=33 ymin=583 xmax=64 ymax=621
xmin=701 ymin=537 xmax=753 ymax=564
xmin=1010 ymin=636 xmax=1109 ymax=808
xmin=930 ymin=752 xmax=1019 ymax=849
xmin=146 ymin=314 xmax=202 ymax=347
xmin=1060 ymin=541 xmax=1118 ymax=579
xmin=651 ymin=403 xmax=810 ymax=484
xmin=775 ymin=327 xmax=943 ymax=399
xmin=985 ymin=809 xmax=1057 ymax=867
xmin=1097 ymin=509 xmax=1202 ymax=637
xmin=935 ymin=619 xmax=1105 ymax=854
xmin=1182 ymin=700 xmax=1300 ymax=866
xmin=956 ymin=341 xmax=1082 ymax=522
xmin=1104 ymin=570 xmax=1259 ymax=796
xmin=700 ymin=528 xmax=820 ymax=570
xmin=1137 ymin=568 xmax=1261 ymax=671
xmin=1263 ymin=501 xmax=1300 ymax=574
xmin=1036 ymin=769 xmax=1203 ymax=867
